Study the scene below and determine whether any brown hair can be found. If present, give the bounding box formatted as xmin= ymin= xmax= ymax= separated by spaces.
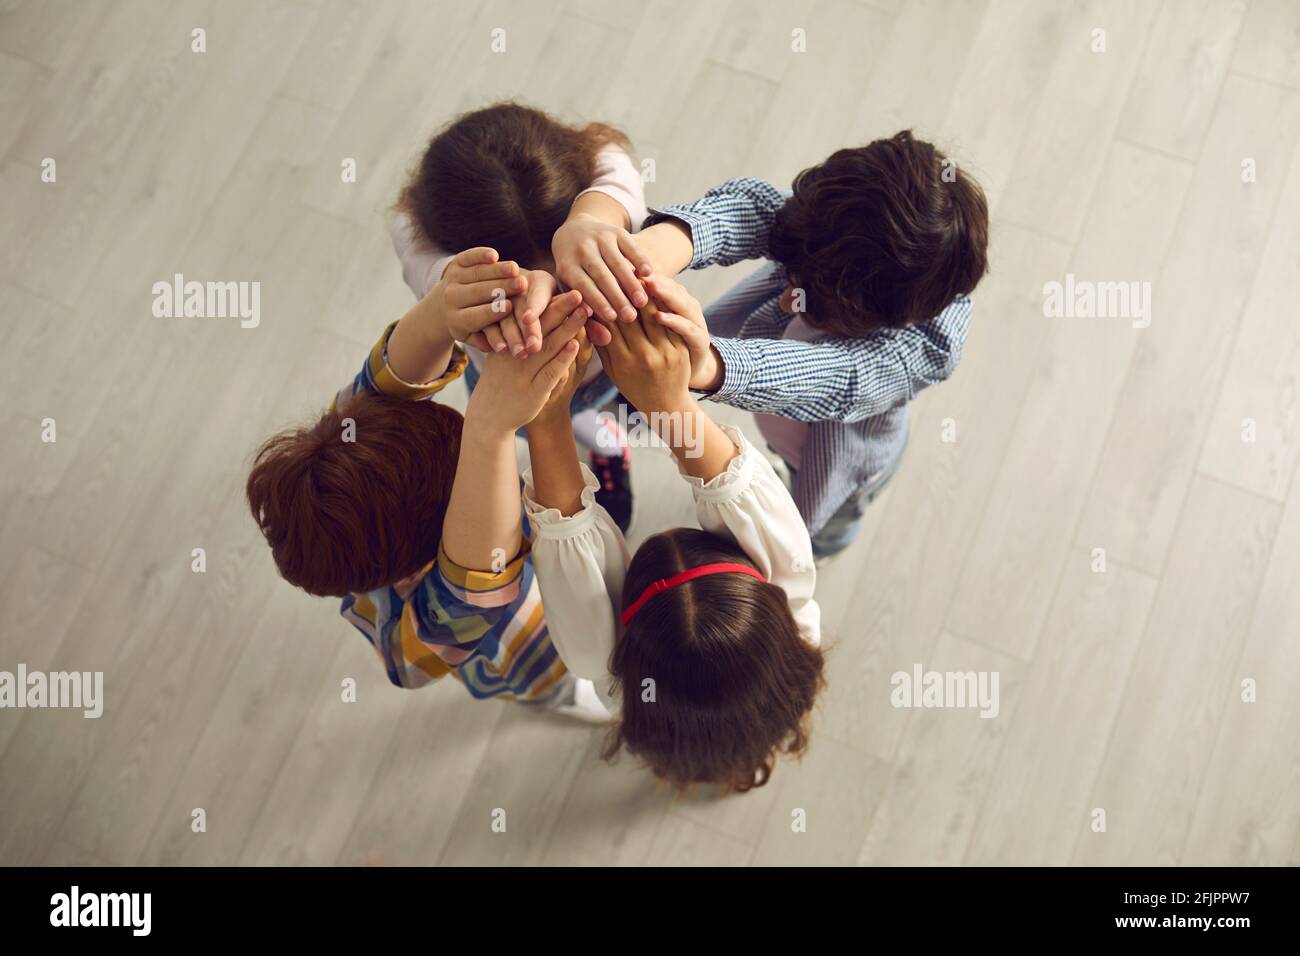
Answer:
xmin=399 ymin=102 xmax=630 ymax=267
xmin=603 ymin=529 xmax=826 ymax=793
xmin=770 ymin=129 xmax=989 ymax=336
xmin=246 ymin=393 xmax=463 ymax=597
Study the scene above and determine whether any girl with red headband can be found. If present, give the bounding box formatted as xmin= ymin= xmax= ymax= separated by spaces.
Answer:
xmin=521 ymin=280 xmax=825 ymax=793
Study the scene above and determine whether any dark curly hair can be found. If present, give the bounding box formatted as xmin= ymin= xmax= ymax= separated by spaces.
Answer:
xmin=769 ymin=129 xmax=988 ymax=335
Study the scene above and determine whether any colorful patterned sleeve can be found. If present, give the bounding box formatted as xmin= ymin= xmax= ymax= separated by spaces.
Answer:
xmin=337 ymin=539 xmax=560 ymax=698
xmin=431 ymin=540 xmax=568 ymax=702
xmin=340 ymin=584 xmax=456 ymax=690
xmin=330 ymin=320 xmax=468 ymax=413
xmin=435 ymin=539 xmax=531 ymax=610
xmin=337 ymin=547 xmax=524 ymax=692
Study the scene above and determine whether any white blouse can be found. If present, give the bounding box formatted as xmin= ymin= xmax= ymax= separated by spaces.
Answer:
xmin=522 ymin=424 xmax=821 ymax=712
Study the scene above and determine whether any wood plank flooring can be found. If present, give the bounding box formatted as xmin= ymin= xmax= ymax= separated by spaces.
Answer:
xmin=0 ymin=0 xmax=1296 ymax=865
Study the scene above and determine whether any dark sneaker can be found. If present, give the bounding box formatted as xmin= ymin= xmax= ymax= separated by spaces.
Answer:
xmin=590 ymin=449 xmax=633 ymax=533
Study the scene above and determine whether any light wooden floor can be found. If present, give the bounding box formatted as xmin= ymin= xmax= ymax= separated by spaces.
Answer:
xmin=1 ymin=0 xmax=1298 ymax=866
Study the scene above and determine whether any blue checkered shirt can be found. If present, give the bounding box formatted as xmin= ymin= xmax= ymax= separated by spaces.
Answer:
xmin=646 ymin=178 xmax=973 ymax=534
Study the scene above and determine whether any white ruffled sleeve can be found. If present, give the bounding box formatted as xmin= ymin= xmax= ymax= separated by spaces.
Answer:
xmin=677 ymin=424 xmax=821 ymax=647
xmin=523 ymin=463 xmax=630 ymax=710
xmin=575 ymin=145 xmax=649 ymax=232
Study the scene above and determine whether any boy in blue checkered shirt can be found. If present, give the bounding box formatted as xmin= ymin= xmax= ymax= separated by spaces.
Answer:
xmin=569 ymin=130 xmax=990 ymax=558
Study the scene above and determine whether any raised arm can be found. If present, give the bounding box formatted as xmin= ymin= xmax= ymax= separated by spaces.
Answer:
xmin=639 ymin=274 xmax=973 ymax=425
xmin=521 ymin=337 xmax=630 ymax=698
xmin=552 ymin=144 xmax=656 ymax=325
xmin=708 ymin=296 xmax=972 ymax=422
xmin=595 ymin=298 xmax=738 ymax=481
xmin=440 ymin=292 xmax=588 ymax=572
xmin=639 ymin=177 xmax=788 ymax=273
xmin=389 ymin=212 xmax=565 ymax=358
xmin=332 ymin=245 xmax=545 ymax=415
xmin=597 ymin=300 xmax=820 ymax=646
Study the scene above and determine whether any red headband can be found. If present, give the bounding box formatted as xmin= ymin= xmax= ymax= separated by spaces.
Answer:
xmin=620 ymin=563 xmax=767 ymax=626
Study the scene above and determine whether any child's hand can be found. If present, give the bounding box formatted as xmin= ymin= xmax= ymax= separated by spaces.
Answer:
xmin=464 ymin=267 xmax=555 ymax=356
xmin=552 ymin=213 xmax=654 ymax=324
xmin=466 ymin=290 xmax=590 ymax=435
xmin=432 ymin=247 xmax=528 ymax=349
xmin=595 ymin=302 xmax=691 ymax=413
xmin=531 ymin=327 xmax=594 ymax=432
xmin=641 ymin=274 xmax=723 ymax=392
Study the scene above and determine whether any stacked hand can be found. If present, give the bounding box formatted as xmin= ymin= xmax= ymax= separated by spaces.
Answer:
xmin=594 ymin=297 xmax=692 ymax=413
xmin=637 ymin=274 xmax=722 ymax=392
xmin=435 ymin=246 xmax=716 ymax=396
xmin=590 ymin=273 xmax=722 ymax=395
xmin=532 ymin=312 xmax=595 ymax=431
xmin=437 ymin=244 xmax=617 ymax=356
xmin=425 ymin=247 xmax=535 ymax=354
xmin=467 ymin=290 xmax=594 ymax=435
xmin=552 ymin=213 xmax=654 ymax=323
